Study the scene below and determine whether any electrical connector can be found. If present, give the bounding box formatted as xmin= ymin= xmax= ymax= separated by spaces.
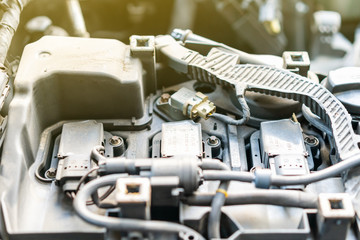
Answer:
xmin=170 ymin=87 xmax=216 ymax=120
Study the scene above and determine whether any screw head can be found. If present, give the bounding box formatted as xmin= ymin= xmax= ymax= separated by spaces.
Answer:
xmin=109 ymin=136 xmax=123 ymax=146
xmin=304 ymin=136 xmax=319 ymax=146
xmin=46 ymin=168 xmax=56 ymax=178
xmin=160 ymin=93 xmax=171 ymax=103
xmin=207 ymin=136 xmax=219 ymax=146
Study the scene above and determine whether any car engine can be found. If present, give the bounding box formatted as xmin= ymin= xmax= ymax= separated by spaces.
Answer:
xmin=0 ymin=0 xmax=359 ymax=239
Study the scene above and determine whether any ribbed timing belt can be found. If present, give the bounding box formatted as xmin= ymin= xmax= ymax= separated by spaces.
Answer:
xmin=164 ymin=44 xmax=360 ymax=160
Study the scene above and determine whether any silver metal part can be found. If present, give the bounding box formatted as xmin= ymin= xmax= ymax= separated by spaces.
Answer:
xmin=109 ymin=136 xmax=126 ymax=157
xmin=161 ymin=120 xmax=202 ymax=157
xmin=170 ymin=87 xmax=216 ymax=120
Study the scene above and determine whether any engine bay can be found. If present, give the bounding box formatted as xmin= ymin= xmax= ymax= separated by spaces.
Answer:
xmin=0 ymin=0 xmax=360 ymax=239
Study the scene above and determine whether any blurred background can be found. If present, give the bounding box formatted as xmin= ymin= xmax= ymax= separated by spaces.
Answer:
xmin=5 ymin=0 xmax=360 ymax=75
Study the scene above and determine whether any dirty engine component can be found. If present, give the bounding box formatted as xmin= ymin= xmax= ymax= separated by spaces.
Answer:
xmin=0 ymin=1 xmax=359 ymax=240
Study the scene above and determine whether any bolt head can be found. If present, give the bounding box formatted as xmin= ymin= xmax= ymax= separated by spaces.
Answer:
xmin=160 ymin=93 xmax=171 ymax=103
xmin=207 ymin=136 xmax=219 ymax=146
xmin=46 ymin=168 xmax=56 ymax=178
xmin=109 ymin=136 xmax=123 ymax=146
xmin=304 ymin=136 xmax=319 ymax=146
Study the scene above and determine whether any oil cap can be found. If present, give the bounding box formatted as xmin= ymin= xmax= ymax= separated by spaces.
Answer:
xmin=324 ymin=67 xmax=360 ymax=115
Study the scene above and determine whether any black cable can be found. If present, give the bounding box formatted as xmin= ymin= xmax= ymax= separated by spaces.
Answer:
xmin=201 ymin=159 xmax=231 ymax=238
xmin=210 ymin=84 xmax=250 ymax=126
xmin=74 ymin=167 xmax=115 ymax=206
xmin=66 ymin=192 xmax=73 ymax=199
xmin=302 ymin=105 xmax=333 ymax=137
xmin=76 ymin=167 xmax=99 ymax=193
xmin=91 ymin=146 xmax=106 ymax=162
xmin=203 ymin=170 xmax=255 ymax=182
xmin=184 ymin=190 xmax=318 ymax=209
xmin=86 ymin=185 xmax=116 ymax=206
xmin=73 ymin=174 xmax=205 ymax=240
xmin=200 ymin=159 xmax=230 ymax=171
xmin=99 ymin=185 xmax=116 ymax=201
xmin=208 ymin=181 xmax=229 ymax=239
xmin=211 ymin=97 xmax=250 ymax=126
xmin=203 ymin=153 xmax=360 ymax=186
xmin=74 ymin=166 xmax=116 ymax=206
xmin=171 ymin=29 xmax=283 ymax=67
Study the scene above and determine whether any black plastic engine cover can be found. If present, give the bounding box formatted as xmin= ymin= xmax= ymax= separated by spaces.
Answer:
xmin=0 ymin=36 xmax=146 ymax=239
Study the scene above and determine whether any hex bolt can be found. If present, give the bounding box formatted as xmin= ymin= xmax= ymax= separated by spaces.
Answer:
xmin=109 ymin=136 xmax=123 ymax=146
xmin=304 ymin=135 xmax=319 ymax=147
xmin=109 ymin=136 xmax=126 ymax=157
xmin=207 ymin=136 xmax=219 ymax=146
xmin=206 ymin=136 xmax=222 ymax=157
xmin=160 ymin=93 xmax=171 ymax=104
xmin=46 ymin=168 xmax=56 ymax=178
